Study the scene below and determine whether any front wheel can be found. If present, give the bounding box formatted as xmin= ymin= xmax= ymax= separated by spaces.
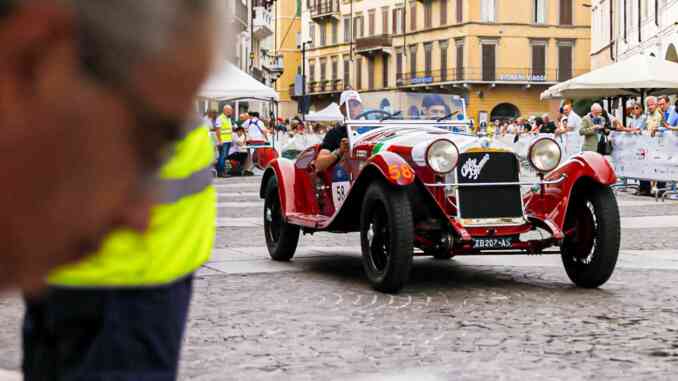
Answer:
xmin=264 ymin=178 xmax=300 ymax=261
xmin=360 ymin=181 xmax=414 ymax=293
xmin=561 ymin=185 xmax=620 ymax=288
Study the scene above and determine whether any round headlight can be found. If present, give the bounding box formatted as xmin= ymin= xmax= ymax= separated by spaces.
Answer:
xmin=529 ymin=138 xmax=562 ymax=172
xmin=426 ymin=139 xmax=459 ymax=174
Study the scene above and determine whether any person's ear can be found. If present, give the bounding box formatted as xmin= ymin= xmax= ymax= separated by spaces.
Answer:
xmin=0 ymin=3 xmax=76 ymax=106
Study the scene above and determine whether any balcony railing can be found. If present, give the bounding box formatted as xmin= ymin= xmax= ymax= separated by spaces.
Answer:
xmin=307 ymin=79 xmax=345 ymax=95
xmin=310 ymin=0 xmax=340 ymax=21
xmin=355 ymin=35 xmax=393 ymax=56
xmin=397 ymin=67 xmax=587 ymax=86
xmin=253 ymin=6 xmax=273 ymax=40
xmin=262 ymin=54 xmax=284 ymax=75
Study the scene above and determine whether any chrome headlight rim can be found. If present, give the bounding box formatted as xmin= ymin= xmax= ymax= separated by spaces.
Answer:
xmin=425 ymin=139 xmax=460 ymax=175
xmin=528 ymin=137 xmax=562 ymax=173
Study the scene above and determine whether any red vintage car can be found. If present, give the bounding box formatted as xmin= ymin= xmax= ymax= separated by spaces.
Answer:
xmin=260 ymin=113 xmax=620 ymax=293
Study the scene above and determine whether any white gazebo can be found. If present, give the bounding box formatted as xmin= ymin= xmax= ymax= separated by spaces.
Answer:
xmin=305 ymin=103 xmax=344 ymax=122
xmin=541 ymin=55 xmax=678 ymax=100
xmin=198 ymin=62 xmax=279 ymax=102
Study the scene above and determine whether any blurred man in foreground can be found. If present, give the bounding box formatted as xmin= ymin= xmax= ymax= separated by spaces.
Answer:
xmin=0 ymin=1 xmax=212 ymax=291
xmin=1 ymin=0 xmax=219 ymax=379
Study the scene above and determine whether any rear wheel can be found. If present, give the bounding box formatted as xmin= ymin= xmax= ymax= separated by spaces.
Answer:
xmin=264 ymin=178 xmax=300 ymax=261
xmin=561 ymin=185 xmax=620 ymax=288
xmin=360 ymin=181 xmax=414 ymax=293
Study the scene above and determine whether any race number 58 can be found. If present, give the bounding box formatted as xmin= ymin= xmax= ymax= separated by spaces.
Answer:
xmin=332 ymin=181 xmax=351 ymax=208
xmin=388 ymin=164 xmax=414 ymax=181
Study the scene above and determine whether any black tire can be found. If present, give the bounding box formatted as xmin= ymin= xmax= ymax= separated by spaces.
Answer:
xmin=264 ymin=177 xmax=300 ymax=261
xmin=360 ymin=181 xmax=414 ymax=293
xmin=561 ymin=185 xmax=620 ymax=288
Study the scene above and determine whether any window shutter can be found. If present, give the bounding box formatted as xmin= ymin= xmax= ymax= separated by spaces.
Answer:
xmin=356 ymin=58 xmax=363 ymax=89
xmin=560 ymin=0 xmax=572 ymax=25
xmin=383 ymin=56 xmax=389 ymax=88
xmin=410 ymin=4 xmax=417 ymax=31
xmin=396 ymin=52 xmax=403 ymax=83
xmin=441 ymin=47 xmax=448 ymax=81
xmin=456 ymin=44 xmax=464 ymax=80
xmin=558 ymin=45 xmax=572 ymax=81
xmin=482 ymin=44 xmax=495 ymax=81
xmin=393 ymin=9 xmax=398 ymax=34
xmin=531 ymin=44 xmax=546 ymax=78
xmin=456 ymin=0 xmax=463 ymax=23
xmin=382 ymin=8 xmax=389 ymax=35
xmin=369 ymin=11 xmax=375 ymax=36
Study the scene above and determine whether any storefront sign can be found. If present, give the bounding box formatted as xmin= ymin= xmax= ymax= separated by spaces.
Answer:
xmin=498 ymin=74 xmax=546 ymax=82
xmin=411 ymin=76 xmax=434 ymax=85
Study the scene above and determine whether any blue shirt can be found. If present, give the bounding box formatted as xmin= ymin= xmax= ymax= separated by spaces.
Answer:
xmin=667 ymin=106 xmax=678 ymax=127
xmin=628 ymin=114 xmax=647 ymax=130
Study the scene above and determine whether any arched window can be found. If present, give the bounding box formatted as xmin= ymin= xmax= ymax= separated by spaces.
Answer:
xmin=490 ymin=103 xmax=520 ymax=122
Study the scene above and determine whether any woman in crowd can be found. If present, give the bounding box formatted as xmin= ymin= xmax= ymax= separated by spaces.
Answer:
xmin=227 ymin=126 xmax=249 ymax=176
xmin=626 ymin=103 xmax=647 ymax=133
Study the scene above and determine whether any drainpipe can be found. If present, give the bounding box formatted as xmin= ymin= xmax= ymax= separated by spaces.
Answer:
xmin=610 ymin=0 xmax=615 ymax=62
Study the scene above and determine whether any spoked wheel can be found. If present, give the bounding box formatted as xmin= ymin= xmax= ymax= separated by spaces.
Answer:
xmin=561 ymin=185 xmax=620 ymax=288
xmin=360 ymin=181 xmax=414 ymax=293
xmin=264 ymin=178 xmax=300 ymax=261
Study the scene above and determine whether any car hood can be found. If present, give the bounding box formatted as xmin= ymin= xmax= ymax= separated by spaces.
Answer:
xmin=356 ymin=126 xmax=512 ymax=154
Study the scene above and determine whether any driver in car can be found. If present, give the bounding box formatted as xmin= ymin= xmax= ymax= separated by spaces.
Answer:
xmin=315 ymin=90 xmax=364 ymax=172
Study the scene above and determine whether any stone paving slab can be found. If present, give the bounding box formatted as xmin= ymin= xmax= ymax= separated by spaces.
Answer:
xmin=203 ymin=246 xmax=678 ymax=275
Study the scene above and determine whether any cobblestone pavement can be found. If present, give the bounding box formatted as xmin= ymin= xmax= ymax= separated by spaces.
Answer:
xmin=1 ymin=176 xmax=678 ymax=380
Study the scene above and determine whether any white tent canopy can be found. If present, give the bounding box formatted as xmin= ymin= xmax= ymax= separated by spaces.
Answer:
xmin=305 ymin=103 xmax=344 ymax=122
xmin=197 ymin=62 xmax=279 ymax=102
xmin=541 ymin=55 xmax=678 ymax=100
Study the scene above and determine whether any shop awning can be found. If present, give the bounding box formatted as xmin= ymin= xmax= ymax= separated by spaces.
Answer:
xmin=540 ymin=55 xmax=678 ymax=100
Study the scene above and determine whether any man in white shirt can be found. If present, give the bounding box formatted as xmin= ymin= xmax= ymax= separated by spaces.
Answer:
xmin=243 ymin=112 xmax=269 ymax=142
xmin=563 ymin=104 xmax=582 ymax=133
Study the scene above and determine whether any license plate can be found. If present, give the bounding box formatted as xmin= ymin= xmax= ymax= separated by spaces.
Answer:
xmin=473 ymin=237 xmax=513 ymax=249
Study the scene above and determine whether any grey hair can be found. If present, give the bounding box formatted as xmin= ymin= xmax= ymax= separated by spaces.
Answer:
xmin=591 ymin=103 xmax=603 ymax=112
xmin=61 ymin=0 xmax=211 ymax=84
xmin=646 ymin=96 xmax=658 ymax=103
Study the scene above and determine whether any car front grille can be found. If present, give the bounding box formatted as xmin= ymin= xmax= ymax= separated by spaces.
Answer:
xmin=455 ymin=151 xmax=524 ymax=220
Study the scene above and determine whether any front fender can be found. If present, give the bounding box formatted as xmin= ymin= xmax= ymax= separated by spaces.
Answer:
xmin=365 ymin=151 xmax=416 ymax=187
xmin=525 ymin=151 xmax=617 ymax=229
xmin=260 ymin=158 xmax=296 ymax=214
xmin=553 ymin=151 xmax=617 ymax=185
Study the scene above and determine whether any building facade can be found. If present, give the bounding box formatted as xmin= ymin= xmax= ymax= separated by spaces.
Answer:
xmin=299 ymin=0 xmax=591 ymax=122
xmin=591 ymin=0 xmax=678 ymax=70
xmin=274 ymin=0 xmax=303 ymax=117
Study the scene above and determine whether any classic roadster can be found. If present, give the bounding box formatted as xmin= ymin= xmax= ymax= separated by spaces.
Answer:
xmin=260 ymin=112 xmax=620 ymax=293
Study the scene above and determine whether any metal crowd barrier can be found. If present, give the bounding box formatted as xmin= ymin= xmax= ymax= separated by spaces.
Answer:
xmin=495 ymin=131 xmax=678 ymax=201
xmin=266 ymin=128 xmax=678 ymax=201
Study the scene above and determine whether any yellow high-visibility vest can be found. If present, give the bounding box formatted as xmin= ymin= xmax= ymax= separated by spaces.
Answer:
xmin=48 ymin=123 xmax=216 ymax=287
xmin=218 ymin=114 xmax=233 ymax=143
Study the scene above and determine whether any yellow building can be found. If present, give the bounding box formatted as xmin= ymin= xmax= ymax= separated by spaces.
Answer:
xmin=300 ymin=0 xmax=591 ymax=122
xmin=273 ymin=0 xmax=303 ymax=118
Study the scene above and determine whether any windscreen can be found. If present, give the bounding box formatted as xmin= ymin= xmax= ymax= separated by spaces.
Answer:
xmin=357 ymin=92 xmax=468 ymax=121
